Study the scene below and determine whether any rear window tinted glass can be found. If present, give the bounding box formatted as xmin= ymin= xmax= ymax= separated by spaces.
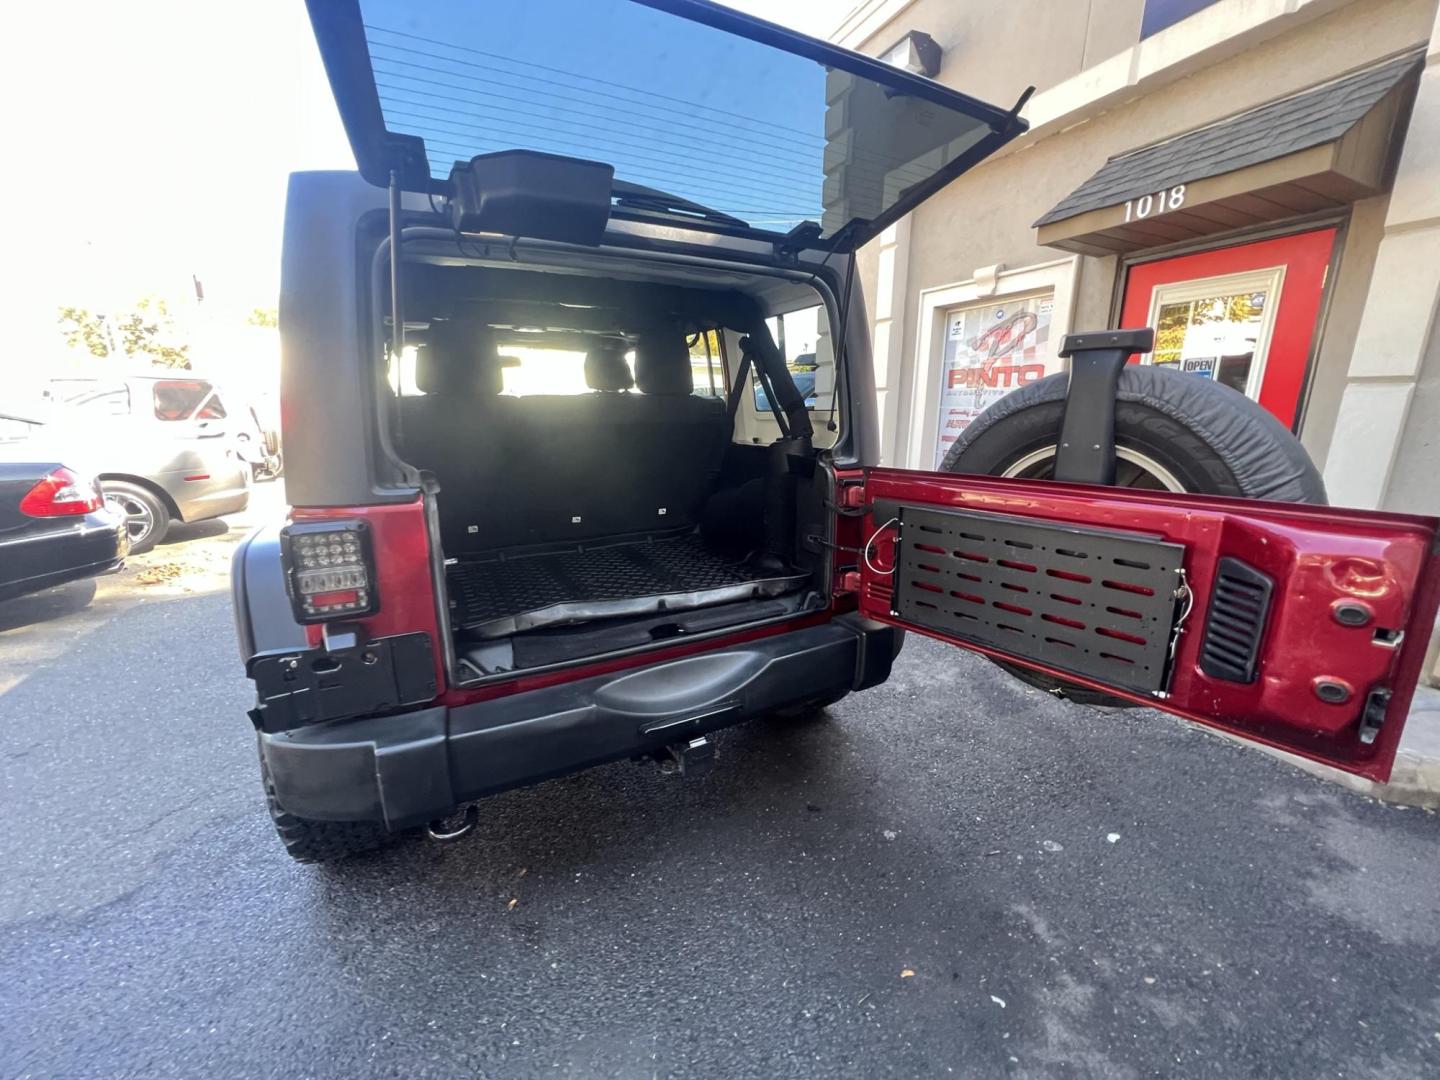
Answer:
xmin=499 ymin=347 xmax=595 ymax=396
xmin=152 ymin=380 xmax=218 ymax=421
xmin=358 ymin=0 xmax=1000 ymax=239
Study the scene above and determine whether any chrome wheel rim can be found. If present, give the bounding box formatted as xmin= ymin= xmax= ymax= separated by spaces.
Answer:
xmin=999 ymin=445 xmax=1188 ymax=493
xmin=104 ymin=492 xmax=156 ymax=545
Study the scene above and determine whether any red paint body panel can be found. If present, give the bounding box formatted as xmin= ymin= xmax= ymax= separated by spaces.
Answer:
xmin=291 ymin=499 xmax=446 ymax=694
xmin=290 ymin=498 xmax=835 ymax=709
xmin=1119 ymin=229 xmax=1336 ymax=429
xmin=847 ymin=467 xmax=1440 ymax=783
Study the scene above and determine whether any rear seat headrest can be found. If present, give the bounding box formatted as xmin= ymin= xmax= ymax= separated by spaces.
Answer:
xmin=634 ymin=331 xmax=694 ymax=396
xmin=584 ymin=341 xmax=634 ymax=392
xmin=417 ymin=320 xmax=503 ymax=396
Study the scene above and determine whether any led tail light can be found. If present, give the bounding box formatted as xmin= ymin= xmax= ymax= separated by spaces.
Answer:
xmin=280 ymin=520 xmax=377 ymax=623
xmin=20 ymin=467 xmax=105 ymax=517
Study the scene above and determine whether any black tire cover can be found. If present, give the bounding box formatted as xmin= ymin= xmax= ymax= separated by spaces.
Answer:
xmin=939 ymin=365 xmax=1327 ymax=503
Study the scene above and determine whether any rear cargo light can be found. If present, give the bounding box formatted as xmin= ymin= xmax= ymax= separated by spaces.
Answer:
xmin=279 ymin=519 xmax=377 ymax=622
xmin=20 ymin=467 xmax=105 ymax=517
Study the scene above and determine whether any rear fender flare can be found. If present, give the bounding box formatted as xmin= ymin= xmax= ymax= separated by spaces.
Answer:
xmin=231 ymin=523 xmax=307 ymax=661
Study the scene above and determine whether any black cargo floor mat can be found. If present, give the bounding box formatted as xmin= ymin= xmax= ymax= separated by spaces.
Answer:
xmin=447 ymin=532 xmax=809 ymax=637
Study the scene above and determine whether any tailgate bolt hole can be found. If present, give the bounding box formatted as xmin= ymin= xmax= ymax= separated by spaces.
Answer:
xmin=1331 ymin=601 xmax=1372 ymax=627
xmin=361 ymin=650 xmax=380 ymax=665
xmin=1313 ymin=678 xmax=1352 ymax=705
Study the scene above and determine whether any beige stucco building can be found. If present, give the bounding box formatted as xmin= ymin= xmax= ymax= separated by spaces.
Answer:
xmin=830 ymin=0 xmax=1440 ymax=519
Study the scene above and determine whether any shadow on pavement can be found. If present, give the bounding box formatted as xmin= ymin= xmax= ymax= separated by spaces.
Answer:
xmin=0 ymin=577 xmax=99 ymax=633
xmin=159 ymin=518 xmax=232 ymax=546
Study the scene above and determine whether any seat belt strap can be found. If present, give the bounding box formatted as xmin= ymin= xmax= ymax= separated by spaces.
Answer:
xmin=726 ymin=346 xmax=754 ymax=427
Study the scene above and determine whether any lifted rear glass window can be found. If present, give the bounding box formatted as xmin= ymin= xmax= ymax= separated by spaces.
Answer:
xmin=354 ymin=0 xmax=1006 ymax=239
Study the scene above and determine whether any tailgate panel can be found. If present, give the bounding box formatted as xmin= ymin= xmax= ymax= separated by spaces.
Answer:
xmin=892 ymin=505 xmax=1184 ymax=694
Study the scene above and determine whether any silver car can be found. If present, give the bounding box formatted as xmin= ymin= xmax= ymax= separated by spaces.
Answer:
xmin=45 ymin=375 xmax=250 ymax=553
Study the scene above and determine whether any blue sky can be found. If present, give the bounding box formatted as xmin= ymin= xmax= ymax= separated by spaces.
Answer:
xmin=10 ymin=0 xmax=843 ymax=359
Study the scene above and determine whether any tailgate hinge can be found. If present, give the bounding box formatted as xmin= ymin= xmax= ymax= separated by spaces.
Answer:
xmin=1358 ymin=686 xmax=1393 ymax=746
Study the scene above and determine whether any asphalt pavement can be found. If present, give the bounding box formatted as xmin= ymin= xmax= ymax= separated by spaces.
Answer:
xmin=3 ymin=488 xmax=1439 ymax=1079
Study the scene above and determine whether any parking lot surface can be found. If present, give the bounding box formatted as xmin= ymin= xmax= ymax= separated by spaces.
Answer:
xmin=3 ymin=490 xmax=1439 ymax=1079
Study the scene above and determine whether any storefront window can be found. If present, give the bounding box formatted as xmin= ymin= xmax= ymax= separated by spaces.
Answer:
xmin=1153 ymin=291 xmax=1268 ymax=394
xmin=1145 ymin=267 xmax=1283 ymax=402
xmin=932 ymin=294 xmax=1051 ymax=468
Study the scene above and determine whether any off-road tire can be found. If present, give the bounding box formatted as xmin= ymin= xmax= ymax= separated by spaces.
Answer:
xmin=260 ymin=752 xmax=396 ymax=864
xmin=940 ymin=366 xmax=1326 ymax=705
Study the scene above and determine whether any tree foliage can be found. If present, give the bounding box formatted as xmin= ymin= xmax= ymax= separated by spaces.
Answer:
xmin=247 ymin=306 xmax=279 ymax=329
xmin=56 ymin=306 xmax=112 ymax=358
xmin=56 ymin=296 xmax=191 ymax=368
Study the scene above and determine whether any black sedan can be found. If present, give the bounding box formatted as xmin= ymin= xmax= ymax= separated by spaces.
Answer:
xmin=0 ymin=414 xmax=128 ymax=603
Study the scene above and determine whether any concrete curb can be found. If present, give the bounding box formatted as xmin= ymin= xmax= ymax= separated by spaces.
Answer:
xmin=1222 ymin=685 xmax=1440 ymax=809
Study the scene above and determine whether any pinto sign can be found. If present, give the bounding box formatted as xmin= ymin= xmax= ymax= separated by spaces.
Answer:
xmin=932 ymin=296 xmax=1052 ymax=467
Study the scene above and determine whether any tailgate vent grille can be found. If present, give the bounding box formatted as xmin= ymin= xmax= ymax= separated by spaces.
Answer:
xmin=1199 ymin=558 xmax=1274 ymax=684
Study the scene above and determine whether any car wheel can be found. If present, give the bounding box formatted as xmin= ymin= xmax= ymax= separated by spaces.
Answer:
xmin=939 ymin=365 xmax=1326 ymax=705
xmin=260 ymin=750 xmax=398 ymax=864
xmin=102 ymin=480 xmax=171 ymax=555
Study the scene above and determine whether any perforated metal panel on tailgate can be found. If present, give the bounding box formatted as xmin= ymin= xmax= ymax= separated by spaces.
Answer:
xmin=892 ymin=505 xmax=1185 ymax=694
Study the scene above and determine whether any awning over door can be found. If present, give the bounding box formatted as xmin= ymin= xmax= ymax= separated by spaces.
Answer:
xmin=1034 ymin=52 xmax=1421 ymax=256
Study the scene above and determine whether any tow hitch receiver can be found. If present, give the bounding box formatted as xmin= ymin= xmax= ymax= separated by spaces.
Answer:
xmin=658 ymin=736 xmax=715 ymax=777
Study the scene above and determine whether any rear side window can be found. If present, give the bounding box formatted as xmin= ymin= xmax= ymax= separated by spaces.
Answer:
xmin=690 ymin=331 xmax=724 ymax=399
xmin=754 ymin=305 xmax=828 ymax=413
xmin=152 ymin=380 xmax=220 ymax=421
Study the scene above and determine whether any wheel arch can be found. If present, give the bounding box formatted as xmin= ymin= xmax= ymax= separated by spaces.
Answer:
xmin=97 ymin=473 xmax=183 ymax=522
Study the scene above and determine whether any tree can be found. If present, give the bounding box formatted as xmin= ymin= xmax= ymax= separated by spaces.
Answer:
xmin=57 ymin=306 xmax=113 ymax=358
xmin=55 ymin=296 xmax=191 ymax=368
xmin=247 ymin=306 xmax=279 ymax=329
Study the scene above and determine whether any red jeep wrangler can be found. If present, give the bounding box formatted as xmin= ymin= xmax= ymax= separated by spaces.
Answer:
xmin=231 ymin=0 xmax=1440 ymax=862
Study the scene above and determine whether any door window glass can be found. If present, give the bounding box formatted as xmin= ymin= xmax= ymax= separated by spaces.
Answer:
xmin=53 ymin=382 xmax=132 ymax=417
xmin=933 ymin=294 xmax=1052 ymax=468
xmin=0 ymin=415 xmax=41 ymax=443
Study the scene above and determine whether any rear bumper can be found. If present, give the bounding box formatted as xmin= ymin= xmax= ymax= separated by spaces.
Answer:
xmin=258 ymin=616 xmax=899 ymax=829
xmin=0 ymin=515 xmax=127 ymax=603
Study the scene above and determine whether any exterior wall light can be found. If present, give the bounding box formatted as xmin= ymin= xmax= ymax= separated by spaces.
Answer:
xmin=880 ymin=30 xmax=943 ymax=79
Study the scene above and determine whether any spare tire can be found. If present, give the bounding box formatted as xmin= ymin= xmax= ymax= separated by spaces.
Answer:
xmin=940 ymin=365 xmax=1326 ymax=703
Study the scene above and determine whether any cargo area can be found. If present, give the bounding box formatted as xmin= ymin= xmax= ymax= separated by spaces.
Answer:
xmin=386 ymin=260 xmax=835 ymax=684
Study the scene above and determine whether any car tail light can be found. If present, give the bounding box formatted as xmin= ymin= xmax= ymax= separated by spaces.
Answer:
xmin=20 ymin=467 xmax=105 ymax=517
xmin=280 ymin=519 xmax=378 ymax=622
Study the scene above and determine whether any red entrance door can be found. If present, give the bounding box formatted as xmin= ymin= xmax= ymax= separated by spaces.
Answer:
xmin=1119 ymin=228 xmax=1336 ymax=429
